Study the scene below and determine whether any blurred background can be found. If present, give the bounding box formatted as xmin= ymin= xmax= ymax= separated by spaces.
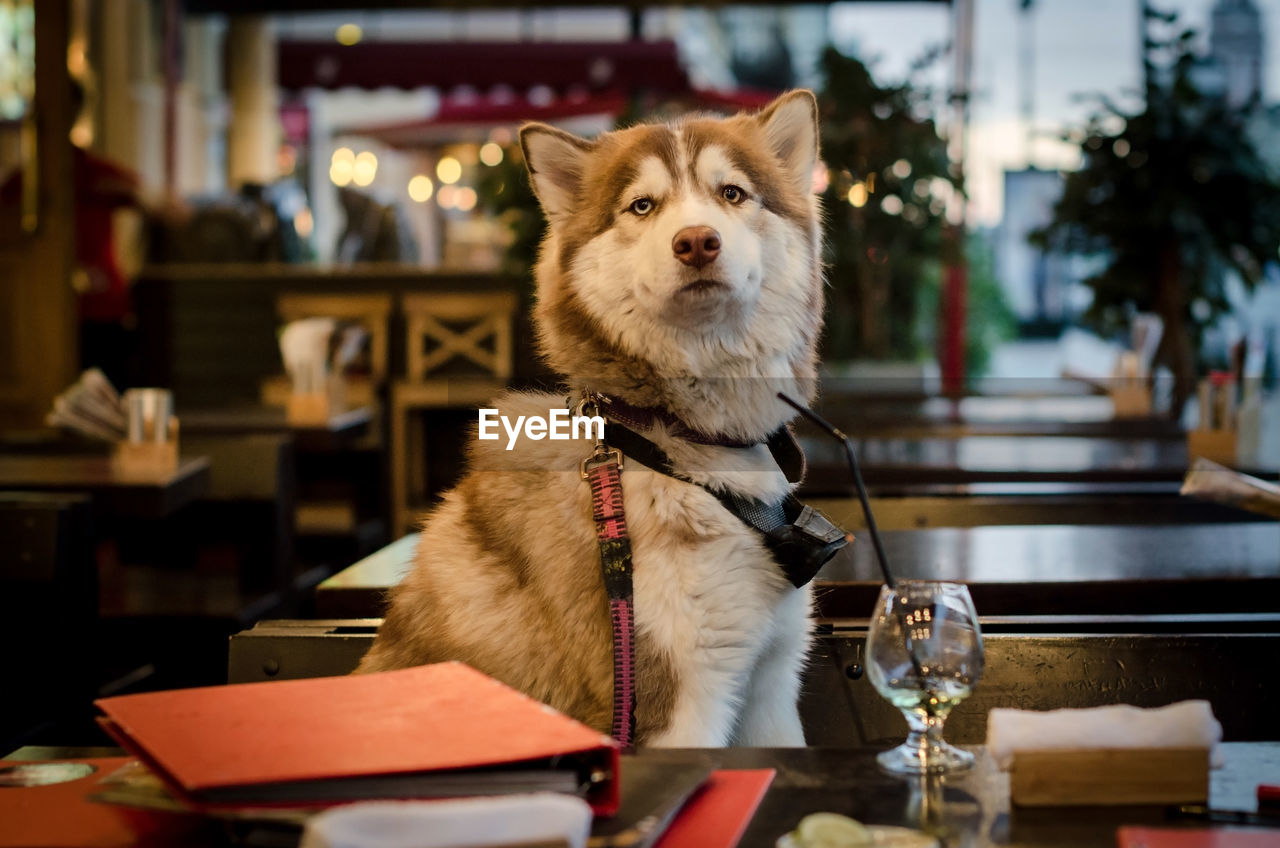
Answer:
xmin=2 ymin=0 xmax=1278 ymax=422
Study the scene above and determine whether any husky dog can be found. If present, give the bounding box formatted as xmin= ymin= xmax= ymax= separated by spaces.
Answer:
xmin=358 ymin=91 xmax=828 ymax=747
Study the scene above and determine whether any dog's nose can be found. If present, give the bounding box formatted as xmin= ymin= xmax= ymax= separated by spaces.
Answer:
xmin=672 ymin=226 xmax=721 ymax=269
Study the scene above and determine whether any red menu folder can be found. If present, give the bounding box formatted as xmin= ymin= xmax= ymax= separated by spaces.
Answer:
xmin=654 ymin=769 xmax=775 ymax=848
xmin=1117 ymin=828 xmax=1280 ymax=847
xmin=95 ymin=661 xmax=620 ymax=814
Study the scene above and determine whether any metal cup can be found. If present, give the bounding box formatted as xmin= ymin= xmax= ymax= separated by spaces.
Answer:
xmin=123 ymin=388 xmax=173 ymax=443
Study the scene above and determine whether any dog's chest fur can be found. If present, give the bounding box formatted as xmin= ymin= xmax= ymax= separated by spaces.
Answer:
xmin=360 ymin=392 xmax=811 ymax=747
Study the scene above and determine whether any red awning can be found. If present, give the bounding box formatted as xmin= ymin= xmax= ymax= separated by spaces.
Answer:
xmin=342 ymin=87 xmax=786 ymax=149
xmin=278 ymin=39 xmax=690 ymax=94
xmin=346 ymin=92 xmax=630 ymax=147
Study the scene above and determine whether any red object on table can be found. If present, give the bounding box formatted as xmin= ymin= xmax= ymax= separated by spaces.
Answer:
xmin=0 ymin=757 xmax=208 ymax=848
xmin=96 ymin=661 xmax=620 ymax=814
xmin=654 ymin=768 xmax=775 ymax=848
xmin=1117 ymin=827 xmax=1280 ymax=847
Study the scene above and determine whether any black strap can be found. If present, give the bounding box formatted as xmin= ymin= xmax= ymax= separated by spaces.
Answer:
xmin=601 ymin=420 xmax=848 ymax=588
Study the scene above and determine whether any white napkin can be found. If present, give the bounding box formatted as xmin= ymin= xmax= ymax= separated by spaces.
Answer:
xmin=280 ymin=317 xmax=336 ymax=395
xmin=298 ymin=793 xmax=593 ymax=848
xmin=986 ymin=700 xmax=1223 ymax=770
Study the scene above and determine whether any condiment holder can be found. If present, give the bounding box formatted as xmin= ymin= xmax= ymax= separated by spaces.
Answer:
xmin=286 ymin=374 xmax=347 ymax=426
xmin=1110 ymin=352 xmax=1152 ymax=418
xmin=1187 ymin=373 xmax=1257 ymax=466
xmin=111 ymin=388 xmax=179 ymax=476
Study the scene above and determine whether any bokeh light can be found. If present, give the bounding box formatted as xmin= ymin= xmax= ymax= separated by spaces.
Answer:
xmin=437 ymin=156 xmax=463 ymax=184
xmin=408 ymin=175 xmax=434 ymax=203
xmin=335 ymin=23 xmax=363 ymax=46
xmin=352 ymin=151 xmax=378 ymax=187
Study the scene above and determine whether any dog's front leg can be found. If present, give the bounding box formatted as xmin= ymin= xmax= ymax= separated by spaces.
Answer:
xmin=644 ymin=670 xmax=744 ymax=748
xmin=733 ymin=586 xmax=811 ymax=747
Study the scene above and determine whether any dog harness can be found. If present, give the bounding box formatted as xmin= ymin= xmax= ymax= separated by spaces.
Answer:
xmin=578 ymin=393 xmax=850 ymax=747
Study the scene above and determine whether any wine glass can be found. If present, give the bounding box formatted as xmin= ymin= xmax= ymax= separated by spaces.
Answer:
xmin=866 ymin=580 xmax=984 ymax=775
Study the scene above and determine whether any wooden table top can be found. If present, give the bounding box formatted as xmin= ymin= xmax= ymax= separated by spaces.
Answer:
xmin=817 ymin=393 xmax=1185 ymax=438
xmin=816 ymin=521 xmax=1280 ymax=617
xmin=800 ymin=433 xmax=1279 ymax=490
xmin=316 ymin=522 xmax=1280 ymax=619
xmin=0 ymin=454 xmax=211 ymax=519
xmin=180 ymin=405 xmax=374 ymax=452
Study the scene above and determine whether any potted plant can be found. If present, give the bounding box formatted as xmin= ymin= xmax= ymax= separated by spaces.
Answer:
xmin=1032 ymin=11 xmax=1280 ymax=414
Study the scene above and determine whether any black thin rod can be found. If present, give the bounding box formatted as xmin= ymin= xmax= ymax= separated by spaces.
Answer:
xmin=779 ymin=392 xmax=930 ymax=701
xmin=778 ymin=392 xmax=895 ymax=589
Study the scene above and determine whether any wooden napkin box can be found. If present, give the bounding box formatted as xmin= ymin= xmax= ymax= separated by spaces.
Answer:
xmin=1187 ymin=428 xmax=1237 ymax=466
xmin=1009 ymin=748 xmax=1210 ymax=807
xmin=1111 ymin=384 xmax=1152 ymax=418
xmin=286 ymin=377 xmax=347 ymax=426
xmin=111 ymin=418 xmax=180 ymax=477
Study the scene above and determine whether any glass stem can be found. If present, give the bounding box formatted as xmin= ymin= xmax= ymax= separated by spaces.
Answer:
xmin=904 ymin=709 xmax=947 ymax=762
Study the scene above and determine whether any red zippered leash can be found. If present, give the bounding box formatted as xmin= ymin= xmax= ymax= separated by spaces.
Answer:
xmin=580 ymin=395 xmax=636 ymax=749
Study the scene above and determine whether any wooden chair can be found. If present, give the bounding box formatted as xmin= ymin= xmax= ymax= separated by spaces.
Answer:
xmin=400 ymin=291 xmax=517 ymax=383
xmin=390 ymin=292 xmax=517 ymax=536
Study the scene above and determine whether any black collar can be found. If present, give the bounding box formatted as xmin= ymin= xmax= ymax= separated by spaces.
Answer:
xmin=597 ymin=395 xmax=764 ymax=449
xmin=600 ymin=416 xmax=807 ymax=485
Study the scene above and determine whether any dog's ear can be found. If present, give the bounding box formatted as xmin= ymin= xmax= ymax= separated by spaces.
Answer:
xmin=756 ymin=90 xmax=820 ymax=196
xmin=520 ymin=123 xmax=592 ymax=225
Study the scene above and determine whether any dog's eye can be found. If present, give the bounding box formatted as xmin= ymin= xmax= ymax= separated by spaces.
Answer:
xmin=721 ymin=185 xmax=748 ymax=205
xmin=628 ymin=197 xmax=655 ymax=216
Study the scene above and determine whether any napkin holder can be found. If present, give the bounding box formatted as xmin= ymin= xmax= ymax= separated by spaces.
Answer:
xmin=286 ymin=376 xmax=346 ymax=426
xmin=1009 ymin=747 xmax=1210 ymax=807
xmin=1110 ymin=384 xmax=1152 ymax=418
xmin=111 ymin=417 xmax=180 ymax=476
xmin=1187 ymin=428 xmax=1237 ymax=467
xmin=1110 ymin=352 xmax=1152 ymax=419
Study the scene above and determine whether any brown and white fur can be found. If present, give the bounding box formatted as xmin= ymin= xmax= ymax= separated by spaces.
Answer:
xmin=357 ymin=91 xmax=826 ymax=747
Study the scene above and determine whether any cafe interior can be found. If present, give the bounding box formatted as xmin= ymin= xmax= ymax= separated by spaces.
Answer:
xmin=2 ymin=0 xmax=1280 ymax=845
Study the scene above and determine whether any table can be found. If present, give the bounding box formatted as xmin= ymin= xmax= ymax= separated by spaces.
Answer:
xmin=314 ymin=522 xmax=1280 ymax=619
xmin=719 ymin=743 xmax=1280 ymax=848
xmin=179 ymin=404 xmax=372 ymax=452
xmin=0 ymin=454 xmax=210 ymax=519
xmin=4 ymin=743 xmax=1275 ymax=847
xmin=182 ymin=404 xmax=387 ymax=562
xmin=815 ymin=522 xmax=1280 ymax=617
xmin=806 ymin=480 xmax=1275 ymax=529
xmin=801 ymin=434 xmax=1280 ymax=490
xmin=817 ymin=393 xmax=1185 ymax=438
xmin=314 ymin=532 xmax=416 ymax=616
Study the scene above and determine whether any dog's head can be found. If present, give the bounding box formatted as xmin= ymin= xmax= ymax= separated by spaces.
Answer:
xmin=521 ymin=91 xmax=823 ymax=439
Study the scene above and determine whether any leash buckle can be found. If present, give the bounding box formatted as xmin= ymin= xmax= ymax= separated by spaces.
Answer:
xmin=577 ymin=391 xmax=622 ymax=479
xmin=581 ymin=444 xmax=623 ymax=479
